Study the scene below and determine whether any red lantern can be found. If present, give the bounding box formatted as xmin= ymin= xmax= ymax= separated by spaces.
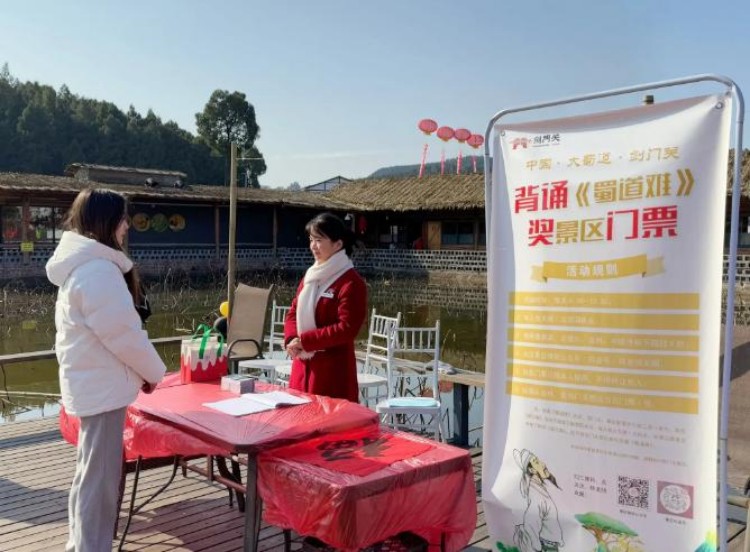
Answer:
xmin=454 ymin=128 xmax=471 ymax=143
xmin=436 ymin=126 xmax=454 ymax=142
xmin=418 ymin=119 xmax=438 ymax=135
xmin=467 ymin=134 xmax=484 ymax=149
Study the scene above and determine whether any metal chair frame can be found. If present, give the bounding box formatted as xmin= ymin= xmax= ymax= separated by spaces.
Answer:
xmin=376 ymin=320 xmax=445 ymax=441
xmin=357 ymin=309 xmax=401 ymax=407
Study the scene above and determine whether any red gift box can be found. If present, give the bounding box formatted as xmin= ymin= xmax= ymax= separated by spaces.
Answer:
xmin=180 ymin=324 xmax=228 ymax=383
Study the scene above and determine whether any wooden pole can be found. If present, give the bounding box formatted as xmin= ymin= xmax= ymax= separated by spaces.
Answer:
xmin=21 ymin=198 xmax=29 ymax=265
xmin=227 ymin=143 xmax=238 ymax=317
xmin=272 ymin=207 xmax=278 ymax=259
xmin=214 ymin=205 xmax=220 ymax=260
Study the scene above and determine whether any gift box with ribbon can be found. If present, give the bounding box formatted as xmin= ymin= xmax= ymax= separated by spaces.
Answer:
xmin=180 ymin=324 xmax=228 ymax=383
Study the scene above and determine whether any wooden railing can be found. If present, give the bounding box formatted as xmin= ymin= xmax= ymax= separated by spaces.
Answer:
xmin=0 ymin=336 xmax=184 ymax=367
xmin=439 ymin=371 xmax=485 ymax=447
xmin=0 ymin=336 xmax=488 ymax=449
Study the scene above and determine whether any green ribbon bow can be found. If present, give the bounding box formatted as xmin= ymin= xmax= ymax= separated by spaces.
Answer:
xmin=191 ymin=323 xmax=225 ymax=359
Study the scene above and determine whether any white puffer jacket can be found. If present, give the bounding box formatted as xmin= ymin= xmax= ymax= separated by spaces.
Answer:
xmin=46 ymin=231 xmax=167 ymax=417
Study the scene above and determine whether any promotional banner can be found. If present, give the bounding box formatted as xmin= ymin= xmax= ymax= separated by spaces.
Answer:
xmin=482 ymin=94 xmax=732 ymax=552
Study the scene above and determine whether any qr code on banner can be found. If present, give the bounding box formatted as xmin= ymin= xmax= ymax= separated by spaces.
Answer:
xmin=618 ymin=476 xmax=650 ymax=509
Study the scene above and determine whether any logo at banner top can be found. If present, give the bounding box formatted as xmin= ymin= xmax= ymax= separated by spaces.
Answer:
xmin=509 ymin=134 xmax=562 ymax=150
xmin=511 ymin=137 xmax=529 ymax=150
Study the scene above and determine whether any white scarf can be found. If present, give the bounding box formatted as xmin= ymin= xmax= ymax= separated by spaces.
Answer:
xmin=296 ymin=249 xmax=353 ymax=359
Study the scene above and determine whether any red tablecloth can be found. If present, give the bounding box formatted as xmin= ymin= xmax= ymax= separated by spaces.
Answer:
xmin=60 ymin=373 xmax=379 ymax=460
xmin=257 ymin=427 xmax=477 ymax=552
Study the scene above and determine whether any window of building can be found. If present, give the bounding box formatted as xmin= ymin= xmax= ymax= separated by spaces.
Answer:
xmin=379 ymin=224 xmax=403 ymax=247
xmin=1 ymin=206 xmax=65 ymax=244
xmin=441 ymin=221 xmax=474 ymax=246
xmin=1 ymin=206 xmax=21 ymax=243
xmin=29 ymin=207 xmax=56 ymax=242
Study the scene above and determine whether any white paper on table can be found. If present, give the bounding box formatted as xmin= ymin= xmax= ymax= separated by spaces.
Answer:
xmin=202 ymin=397 xmax=274 ymax=416
xmin=203 ymin=390 xmax=310 ymax=416
xmin=244 ymin=390 xmax=311 ymax=408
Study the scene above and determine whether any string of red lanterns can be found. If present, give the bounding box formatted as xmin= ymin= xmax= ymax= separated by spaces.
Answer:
xmin=454 ymin=128 xmax=471 ymax=143
xmin=418 ymin=119 xmax=438 ymax=135
xmin=417 ymin=119 xmax=484 ymax=177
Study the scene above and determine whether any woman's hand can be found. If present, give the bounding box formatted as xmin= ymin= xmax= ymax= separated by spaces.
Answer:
xmin=285 ymin=337 xmax=304 ymax=359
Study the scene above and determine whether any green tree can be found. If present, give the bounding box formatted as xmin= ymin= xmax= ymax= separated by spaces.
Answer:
xmin=99 ymin=109 xmax=128 ymax=165
xmin=0 ymin=63 xmax=17 ymax=86
xmin=16 ymin=89 xmax=57 ymax=172
xmin=239 ymin=144 xmax=266 ymax=188
xmin=0 ymin=65 xmax=23 ymax=168
xmin=575 ymin=512 xmax=643 ymax=552
xmin=195 ymin=89 xmax=266 ymax=187
xmin=0 ymin=63 xmax=227 ymax=184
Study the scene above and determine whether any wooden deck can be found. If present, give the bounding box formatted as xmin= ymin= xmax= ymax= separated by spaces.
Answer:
xmin=6 ymin=417 xmax=750 ymax=551
xmin=0 ymin=417 xmax=491 ymax=552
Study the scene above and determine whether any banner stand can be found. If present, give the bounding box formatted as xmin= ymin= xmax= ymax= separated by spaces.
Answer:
xmin=482 ymin=75 xmax=744 ymax=550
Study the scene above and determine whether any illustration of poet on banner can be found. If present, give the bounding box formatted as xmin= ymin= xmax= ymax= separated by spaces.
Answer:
xmin=512 ymin=448 xmax=565 ymax=552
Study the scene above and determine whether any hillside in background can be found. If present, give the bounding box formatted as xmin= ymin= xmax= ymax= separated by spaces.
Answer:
xmin=369 ymin=155 xmax=485 ymax=179
xmin=0 ymin=65 xmax=224 ymax=184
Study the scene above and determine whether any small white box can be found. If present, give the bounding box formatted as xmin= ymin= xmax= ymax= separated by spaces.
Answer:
xmin=221 ymin=375 xmax=256 ymax=394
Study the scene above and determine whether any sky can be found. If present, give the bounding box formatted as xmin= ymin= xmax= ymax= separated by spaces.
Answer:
xmin=2 ymin=1 xmax=749 ymax=188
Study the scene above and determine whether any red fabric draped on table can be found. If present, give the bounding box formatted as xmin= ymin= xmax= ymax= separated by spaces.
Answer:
xmin=60 ymin=401 xmax=229 ymax=461
xmin=60 ymin=373 xmax=378 ymax=461
xmin=263 ymin=425 xmax=434 ymax=477
xmin=258 ymin=427 xmax=477 ymax=552
xmin=59 ymin=372 xmax=383 ymax=552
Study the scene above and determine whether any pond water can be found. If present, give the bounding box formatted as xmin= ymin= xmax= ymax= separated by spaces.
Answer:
xmin=0 ymin=275 xmax=488 ymax=445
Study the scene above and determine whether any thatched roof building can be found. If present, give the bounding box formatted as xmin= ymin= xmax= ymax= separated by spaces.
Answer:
xmin=2 ymin=148 xmax=749 ymax=213
xmin=329 ymin=149 xmax=750 ymax=211
xmin=0 ymin=172 xmax=349 ymax=210
xmin=1 ymin=149 xmax=750 ymax=253
xmin=324 ymin=174 xmax=484 ymax=212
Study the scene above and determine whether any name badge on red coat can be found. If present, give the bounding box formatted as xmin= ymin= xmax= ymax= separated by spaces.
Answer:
xmin=321 ymin=289 xmax=335 ymax=299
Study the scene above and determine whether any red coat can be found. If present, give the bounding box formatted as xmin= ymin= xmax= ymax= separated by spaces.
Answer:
xmin=284 ymin=268 xmax=367 ymax=403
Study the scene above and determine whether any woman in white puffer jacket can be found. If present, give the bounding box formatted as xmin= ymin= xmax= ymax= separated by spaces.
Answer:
xmin=46 ymin=188 xmax=166 ymax=552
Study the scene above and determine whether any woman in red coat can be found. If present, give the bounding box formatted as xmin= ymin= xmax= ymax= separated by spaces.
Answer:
xmin=284 ymin=213 xmax=367 ymax=402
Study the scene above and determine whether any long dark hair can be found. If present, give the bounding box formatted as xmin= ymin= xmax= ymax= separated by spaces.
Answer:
xmin=63 ymin=188 xmax=144 ymax=308
xmin=64 ymin=188 xmax=126 ymax=250
xmin=305 ymin=212 xmax=355 ymax=256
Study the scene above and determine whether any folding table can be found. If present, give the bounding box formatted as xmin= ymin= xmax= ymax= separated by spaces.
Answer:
xmin=61 ymin=373 xmax=379 ymax=552
xmin=257 ymin=426 xmax=477 ymax=551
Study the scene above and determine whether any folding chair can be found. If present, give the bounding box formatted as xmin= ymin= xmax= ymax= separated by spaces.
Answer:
xmin=268 ymin=300 xmax=292 ymax=385
xmin=357 ymin=308 xmax=401 ymax=407
xmin=267 ymin=300 xmax=291 ymax=359
xmin=376 ymin=320 xmax=445 ymax=441
xmin=226 ymin=283 xmax=276 ymax=374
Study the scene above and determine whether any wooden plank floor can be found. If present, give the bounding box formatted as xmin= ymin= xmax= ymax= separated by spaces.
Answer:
xmin=6 ymin=417 xmax=748 ymax=551
xmin=0 ymin=418 xmax=491 ymax=552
